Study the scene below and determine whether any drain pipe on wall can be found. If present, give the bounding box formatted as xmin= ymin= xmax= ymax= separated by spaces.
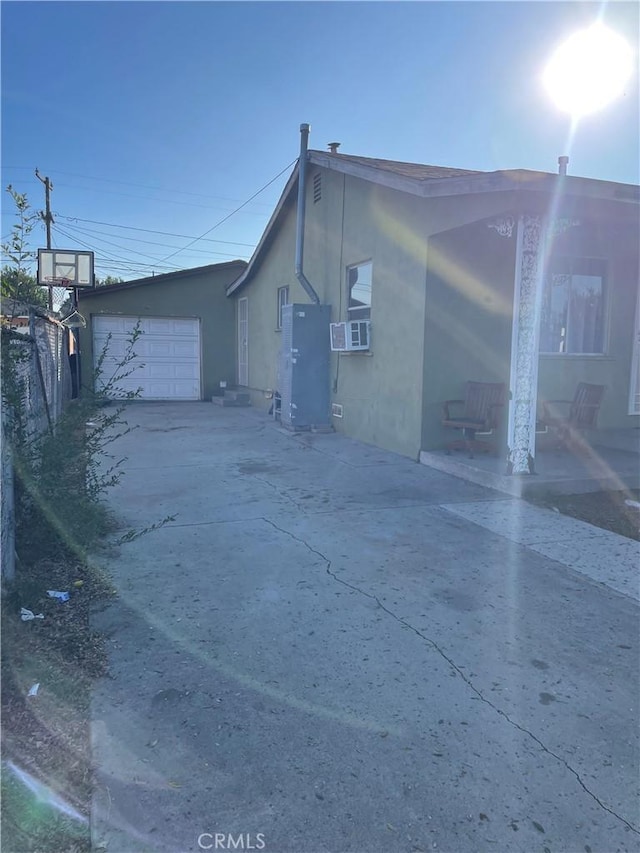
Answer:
xmin=295 ymin=123 xmax=321 ymax=304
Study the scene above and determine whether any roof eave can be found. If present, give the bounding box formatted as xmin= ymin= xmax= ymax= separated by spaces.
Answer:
xmin=309 ymin=150 xmax=428 ymax=196
xmin=226 ymin=165 xmax=300 ymax=297
xmin=80 ymin=259 xmax=247 ymax=298
xmin=308 ymin=152 xmax=640 ymax=204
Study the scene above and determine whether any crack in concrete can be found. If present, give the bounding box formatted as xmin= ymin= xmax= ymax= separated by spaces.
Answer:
xmin=261 ymin=515 xmax=640 ymax=836
xmin=252 ymin=475 xmax=302 ymax=513
xmin=161 ymin=501 xmax=459 ymax=531
xmin=161 ymin=517 xmax=265 ymax=529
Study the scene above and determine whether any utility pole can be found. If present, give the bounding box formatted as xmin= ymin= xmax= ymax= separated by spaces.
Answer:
xmin=35 ymin=168 xmax=54 ymax=309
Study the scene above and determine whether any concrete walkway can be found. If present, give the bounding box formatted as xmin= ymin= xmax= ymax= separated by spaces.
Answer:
xmin=91 ymin=403 xmax=640 ymax=853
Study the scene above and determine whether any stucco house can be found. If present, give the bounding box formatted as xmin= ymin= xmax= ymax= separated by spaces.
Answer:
xmin=227 ymin=128 xmax=639 ymax=475
xmin=79 ymin=260 xmax=246 ymax=400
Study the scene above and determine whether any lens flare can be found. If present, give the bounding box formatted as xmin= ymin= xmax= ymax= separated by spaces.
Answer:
xmin=543 ymin=23 xmax=634 ymax=117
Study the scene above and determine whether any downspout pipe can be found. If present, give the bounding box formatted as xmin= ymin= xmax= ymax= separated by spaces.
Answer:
xmin=295 ymin=123 xmax=320 ymax=304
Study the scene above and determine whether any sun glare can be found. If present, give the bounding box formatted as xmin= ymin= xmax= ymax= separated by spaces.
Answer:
xmin=543 ymin=23 xmax=634 ymax=117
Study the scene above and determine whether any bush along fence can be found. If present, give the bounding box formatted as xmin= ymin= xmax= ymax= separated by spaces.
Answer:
xmin=1 ymin=312 xmax=162 ymax=583
xmin=1 ymin=313 xmax=156 ymax=585
xmin=1 ymin=307 xmax=73 ymax=582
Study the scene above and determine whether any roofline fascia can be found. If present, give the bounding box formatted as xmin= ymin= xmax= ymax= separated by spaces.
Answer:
xmin=308 ymin=151 xmax=639 ymax=205
xmin=226 ymin=165 xmax=300 ymax=297
xmin=80 ymin=259 xmax=247 ymax=298
xmin=420 ymin=171 xmax=640 ymax=203
xmin=308 ymin=150 xmax=434 ymax=197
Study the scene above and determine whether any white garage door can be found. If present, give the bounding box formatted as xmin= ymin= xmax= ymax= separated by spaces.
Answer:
xmin=93 ymin=316 xmax=201 ymax=400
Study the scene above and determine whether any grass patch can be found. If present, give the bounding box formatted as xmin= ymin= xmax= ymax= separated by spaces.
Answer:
xmin=1 ymin=771 xmax=89 ymax=853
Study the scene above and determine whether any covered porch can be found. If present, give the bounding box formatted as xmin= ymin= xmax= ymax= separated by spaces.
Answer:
xmin=420 ymin=190 xmax=639 ymax=497
xmin=420 ymin=427 xmax=639 ymax=497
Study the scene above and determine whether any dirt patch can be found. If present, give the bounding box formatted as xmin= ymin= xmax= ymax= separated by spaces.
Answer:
xmin=527 ymin=489 xmax=640 ymax=541
xmin=1 ymin=556 xmax=114 ymax=852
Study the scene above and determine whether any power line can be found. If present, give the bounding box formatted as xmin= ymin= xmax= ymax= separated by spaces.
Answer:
xmin=159 ymin=158 xmax=296 ymax=264
xmin=7 ymin=181 xmax=275 ymax=213
xmin=55 ymin=215 xmax=255 ymax=247
xmin=52 ymin=223 xmax=182 ymax=276
xmin=59 ymin=221 xmax=190 ymax=266
xmin=53 ymin=223 xmax=128 ymax=266
xmin=60 ymin=221 xmax=248 ymax=265
xmin=53 ymin=222 xmax=247 ymax=279
xmin=1 ymin=251 xmax=36 ymax=261
xmin=1 ymin=166 xmax=276 ymax=207
xmin=58 ymin=222 xmax=249 ymax=260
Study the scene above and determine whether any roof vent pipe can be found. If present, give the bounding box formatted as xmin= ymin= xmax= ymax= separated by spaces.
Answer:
xmin=328 ymin=142 xmax=341 ymax=153
xmin=294 ymin=123 xmax=320 ymax=304
xmin=558 ymin=155 xmax=569 ymax=176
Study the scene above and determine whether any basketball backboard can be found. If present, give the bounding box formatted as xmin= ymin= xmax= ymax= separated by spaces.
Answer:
xmin=37 ymin=249 xmax=94 ymax=288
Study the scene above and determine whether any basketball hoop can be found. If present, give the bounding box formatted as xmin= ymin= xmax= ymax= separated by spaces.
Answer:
xmin=38 ymin=249 xmax=95 ymax=289
xmin=44 ymin=276 xmax=72 ymax=289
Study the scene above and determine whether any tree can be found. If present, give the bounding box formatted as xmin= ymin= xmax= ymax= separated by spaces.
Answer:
xmin=1 ymin=186 xmax=48 ymax=309
xmin=95 ymin=275 xmax=125 ymax=287
xmin=1 ymin=267 xmax=48 ymax=309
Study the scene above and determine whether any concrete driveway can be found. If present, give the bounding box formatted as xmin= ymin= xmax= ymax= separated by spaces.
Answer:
xmin=91 ymin=403 xmax=639 ymax=853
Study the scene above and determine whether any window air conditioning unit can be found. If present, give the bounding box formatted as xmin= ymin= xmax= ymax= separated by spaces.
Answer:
xmin=330 ymin=320 xmax=370 ymax=352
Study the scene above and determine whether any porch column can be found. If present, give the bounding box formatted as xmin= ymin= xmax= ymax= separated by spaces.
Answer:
xmin=506 ymin=214 xmax=548 ymax=475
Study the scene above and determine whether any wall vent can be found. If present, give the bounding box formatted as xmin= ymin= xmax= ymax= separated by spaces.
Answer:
xmin=313 ymin=173 xmax=322 ymax=203
xmin=331 ymin=403 xmax=343 ymax=418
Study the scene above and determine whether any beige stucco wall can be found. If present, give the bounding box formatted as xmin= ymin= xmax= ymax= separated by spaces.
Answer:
xmin=233 ymin=170 xmax=432 ymax=457
xmin=318 ymin=174 xmax=428 ymax=458
xmin=329 ymin=184 xmax=534 ymax=457
xmin=232 ymin=201 xmax=311 ymax=408
xmin=235 ymin=169 xmax=524 ymax=459
xmin=421 ymin=219 xmax=517 ymax=452
xmin=79 ymin=264 xmax=243 ymax=400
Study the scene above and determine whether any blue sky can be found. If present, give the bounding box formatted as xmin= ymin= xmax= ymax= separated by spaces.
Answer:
xmin=2 ymin=1 xmax=638 ymax=282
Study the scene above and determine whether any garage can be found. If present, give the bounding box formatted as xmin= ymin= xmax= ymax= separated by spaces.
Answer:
xmin=93 ymin=315 xmax=201 ymax=400
xmin=78 ymin=261 xmax=246 ymax=402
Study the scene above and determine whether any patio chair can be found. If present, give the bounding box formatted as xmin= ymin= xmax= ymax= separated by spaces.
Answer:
xmin=442 ymin=381 xmax=506 ymax=458
xmin=538 ymin=382 xmax=605 ymax=450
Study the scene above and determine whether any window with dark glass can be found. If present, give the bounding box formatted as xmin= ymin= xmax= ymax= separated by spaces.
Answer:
xmin=540 ymin=257 xmax=606 ymax=354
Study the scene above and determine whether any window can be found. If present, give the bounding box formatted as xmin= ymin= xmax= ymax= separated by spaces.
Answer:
xmin=313 ymin=173 xmax=322 ymax=203
xmin=277 ymin=286 xmax=289 ymax=330
xmin=540 ymin=257 xmax=606 ymax=354
xmin=347 ymin=261 xmax=372 ymax=320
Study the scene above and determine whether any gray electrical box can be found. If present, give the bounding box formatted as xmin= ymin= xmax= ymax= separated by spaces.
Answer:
xmin=279 ymin=303 xmax=331 ymax=430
